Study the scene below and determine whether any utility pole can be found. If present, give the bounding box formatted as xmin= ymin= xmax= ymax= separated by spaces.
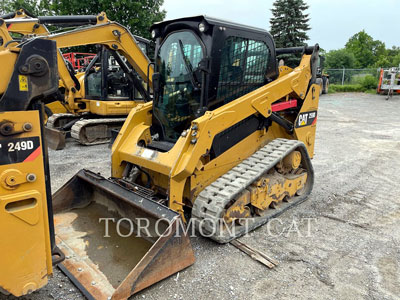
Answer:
xmin=342 ymin=67 xmax=345 ymax=86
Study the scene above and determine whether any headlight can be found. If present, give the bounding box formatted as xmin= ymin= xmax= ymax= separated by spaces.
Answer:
xmin=151 ymin=30 xmax=156 ymax=39
xmin=198 ymin=22 xmax=206 ymax=32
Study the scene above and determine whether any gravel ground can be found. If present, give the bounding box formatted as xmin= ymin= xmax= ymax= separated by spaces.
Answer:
xmin=2 ymin=93 xmax=400 ymax=300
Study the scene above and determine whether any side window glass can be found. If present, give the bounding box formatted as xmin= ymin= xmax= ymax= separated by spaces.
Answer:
xmin=244 ymin=40 xmax=270 ymax=84
xmin=138 ymin=41 xmax=148 ymax=55
xmin=217 ymin=37 xmax=269 ymax=104
xmin=86 ymin=57 xmax=102 ymax=97
xmin=106 ymin=56 xmax=132 ymax=99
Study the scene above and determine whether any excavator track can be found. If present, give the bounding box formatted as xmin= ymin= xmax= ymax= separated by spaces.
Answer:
xmin=46 ymin=113 xmax=77 ymax=129
xmin=192 ymin=138 xmax=314 ymax=243
xmin=71 ymin=118 xmax=126 ymax=145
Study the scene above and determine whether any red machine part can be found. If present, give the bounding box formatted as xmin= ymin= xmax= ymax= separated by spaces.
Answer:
xmin=62 ymin=52 xmax=96 ymax=70
xmin=271 ymin=99 xmax=298 ymax=112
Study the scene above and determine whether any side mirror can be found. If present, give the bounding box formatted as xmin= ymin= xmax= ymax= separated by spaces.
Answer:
xmin=198 ymin=57 xmax=210 ymax=73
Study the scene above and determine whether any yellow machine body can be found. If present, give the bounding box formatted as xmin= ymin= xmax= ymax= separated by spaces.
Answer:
xmin=0 ymin=48 xmax=18 ymax=95
xmin=0 ymin=111 xmax=52 ymax=296
xmin=111 ymin=54 xmax=319 ymax=217
xmin=46 ymin=100 xmax=68 ymax=114
xmin=104 ymin=15 xmax=321 ymax=244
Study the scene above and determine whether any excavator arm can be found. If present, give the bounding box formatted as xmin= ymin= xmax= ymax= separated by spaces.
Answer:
xmin=2 ymin=11 xmax=153 ymax=88
xmin=45 ymin=20 xmax=153 ymax=87
xmin=2 ymin=12 xmax=154 ymax=120
xmin=2 ymin=8 xmax=105 ymax=37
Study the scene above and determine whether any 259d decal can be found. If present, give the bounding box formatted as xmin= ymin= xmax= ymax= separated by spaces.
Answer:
xmin=295 ymin=111 xmax=317 ymax=128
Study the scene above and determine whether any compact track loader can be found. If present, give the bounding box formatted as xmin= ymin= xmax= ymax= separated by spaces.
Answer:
xmin=1 ymin=11 xmax=153 ymax=149
xmin=108 ymin=16 xmax=320 ymax=241
xmin=52 ymin=15 xmax=320 ymax=297
xmin=0 ymin=37 xmax=194 ymax=299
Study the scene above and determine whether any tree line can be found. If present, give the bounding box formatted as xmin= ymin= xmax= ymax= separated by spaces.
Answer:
xmin=1 ymin=0 xmax=398 ymax=70
xmin=0 ymin=0 xmax=165 ymax=39
xmin=325 ymin=30 xmax=400 ymax=70
xmin=269 ymin=0 xmax=399 ymax=70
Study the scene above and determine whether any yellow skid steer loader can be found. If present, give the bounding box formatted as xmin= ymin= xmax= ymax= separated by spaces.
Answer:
xmin=55 ymin=15 xmax=320 ymax=297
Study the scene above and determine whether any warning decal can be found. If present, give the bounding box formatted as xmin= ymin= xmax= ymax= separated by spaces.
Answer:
xmin=18 ymin=75 xmax=28 ymax=91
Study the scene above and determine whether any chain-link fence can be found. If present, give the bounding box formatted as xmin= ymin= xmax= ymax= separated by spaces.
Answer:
xmin=325 ymin=68 xmax=380 ymax=85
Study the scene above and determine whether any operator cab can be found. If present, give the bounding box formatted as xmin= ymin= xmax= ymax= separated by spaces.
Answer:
xmin=150 ymin=16 xmax=278 ymax=147
xmin=84 ymin=37 xmax=151 ymax=102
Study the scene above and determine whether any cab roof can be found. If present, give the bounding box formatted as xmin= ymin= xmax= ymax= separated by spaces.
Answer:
xmin=150 ymin=15 xmax=269 ymax=36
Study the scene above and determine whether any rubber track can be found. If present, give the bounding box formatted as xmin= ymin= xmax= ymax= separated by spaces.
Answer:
xmin=71 ymin=118 xmax=126 ymax=145
xmin=191 ymin=138 xmax=314 ymax=243
xmin=46 ymin=113 xmax=76 ymax=128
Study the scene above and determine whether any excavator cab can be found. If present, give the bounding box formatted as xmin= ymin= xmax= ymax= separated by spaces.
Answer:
xmin=84 ymin=45 xmax=148 ymax=104
xmin=46 ymin=40 xmax=152 ymax=149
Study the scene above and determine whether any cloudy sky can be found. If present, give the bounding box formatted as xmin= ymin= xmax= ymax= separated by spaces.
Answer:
xmin=162 ymin=0 xmax=399 ymax=51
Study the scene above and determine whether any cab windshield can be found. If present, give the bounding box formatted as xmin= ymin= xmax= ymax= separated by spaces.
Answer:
xmin=154 ymin=31 xmax=204 ymax=142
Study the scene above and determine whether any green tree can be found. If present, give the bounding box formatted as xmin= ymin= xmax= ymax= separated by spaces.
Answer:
xmin=0 ymin=1 xmax=7 ymax=14
xmin=0 ymin=0 xmax=51 ymax=16
xmin=391 ymin=53 xmax=400 ymax=67
xmin=325 ymin=49 xmax=356 ymax=83
xmin=345 ymin=30 xmax=386 ymax=68
xmin=325 ymin=49 xmax=355 ymax=69
xmin=385 ymin=46 xmax=400 ymax=67
xmin=1 ymin=0 xmax=166 ymax=39
xmin=269 ymin=0 xmax=310 ymax=67
xmin=374 ymin=55 xmax=391 ymax=68
xmin=51 ymin=0 xmax=166 ymax=39
xmin=269 ymin=0 xmax=311 ymax=48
